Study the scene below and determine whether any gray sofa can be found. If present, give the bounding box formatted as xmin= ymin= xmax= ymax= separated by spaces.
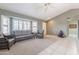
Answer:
xmin=13 ymin=30 xmax=34 ymax=42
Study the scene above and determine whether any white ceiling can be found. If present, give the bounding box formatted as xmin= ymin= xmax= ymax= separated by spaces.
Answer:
xmin=0 ymin=3 xmax=79 ymax=21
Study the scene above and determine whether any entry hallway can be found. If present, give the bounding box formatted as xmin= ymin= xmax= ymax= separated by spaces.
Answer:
xmin=0 ymin=35 xmax=78 ymax=55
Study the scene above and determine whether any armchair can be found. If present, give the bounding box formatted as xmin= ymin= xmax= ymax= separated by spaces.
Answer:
xmin=0 ymin=32 xmax=15 ymax=50
xmin=36 ymin=30 xmax=44 ymax=39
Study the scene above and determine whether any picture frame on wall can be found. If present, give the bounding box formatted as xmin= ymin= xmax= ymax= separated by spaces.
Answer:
xmin=69 ymin=24 xmax=77 ymax=28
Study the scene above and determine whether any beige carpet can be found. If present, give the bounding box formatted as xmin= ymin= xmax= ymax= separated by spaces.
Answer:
xmin=0 ymin=35 xmax=78 ymax=55
xmin=0 ymin=35 xmax=58 ymax=55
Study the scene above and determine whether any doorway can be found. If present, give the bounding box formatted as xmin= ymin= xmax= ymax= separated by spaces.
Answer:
xmin=42 ymin=22 xmax=46 ymax=35
xmin=68 ymin=20 xmax=78 ymax=38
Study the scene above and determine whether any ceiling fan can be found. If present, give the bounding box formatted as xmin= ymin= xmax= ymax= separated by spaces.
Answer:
xmin=36 ymin=3 xmax=51 ymax=12
xmin=44 ymin=3 xmax=51 ymax=6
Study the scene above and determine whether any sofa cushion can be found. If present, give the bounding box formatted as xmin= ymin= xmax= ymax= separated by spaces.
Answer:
xmin=16 ymin=34 xmax=33 ymax=39
xmin=8 ymin=38 xmax=14 ymax=42
xmin=14 ymin=30 xmax=22 ymax=36
xmin=25 ymin=34 xmax=33 ymax=37
xmin=27 ymin=30 xmax=32 ymax=34
xmin=24 ymin=30 xmax=32 ymax=35
xmin=21 ymin=31 xmax=26 ymax=35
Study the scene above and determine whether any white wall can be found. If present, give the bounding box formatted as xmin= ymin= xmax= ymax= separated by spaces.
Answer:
xmin=46 ymin=9 xmax=79 ymax=36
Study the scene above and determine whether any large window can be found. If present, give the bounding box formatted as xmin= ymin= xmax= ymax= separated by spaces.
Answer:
xmin=1 ymin=15 xmax=10 ymax=35
xmin=32 ymin=21 xmax=37 ymax=33
xmin=12 ymin=18 xmax=31 ymax=31
xmin=1 ymin=15 xmax=38 ymax=35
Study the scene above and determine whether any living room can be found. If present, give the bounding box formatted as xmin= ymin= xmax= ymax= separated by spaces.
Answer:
xmin=0 ymin=1 xmax=79 ymax=57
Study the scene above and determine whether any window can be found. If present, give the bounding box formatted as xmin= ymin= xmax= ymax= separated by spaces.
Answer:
xmin=23 ymin=21 xmax=31 ymax=30
xmin=1 ymin=15 xmax=32 ymax=34
xmin=12 ymin=19 xmax=19 ymax=30
xmin=1 ymin=15 xmax=10 ymax=35
xmin=32 ymin=21 xmax=37 ymax=33
xmin=12 ymin=18 xmax=31 ymax=31
xmin=23 ymin=21 xmax=27 ymax=30
xmin=1 ymin=15 xmax=38 ymax=35
xmin=18 ymin=20 xmax=23 ymax=30
xmin=26 ymin=21 xmax=31 ymax=30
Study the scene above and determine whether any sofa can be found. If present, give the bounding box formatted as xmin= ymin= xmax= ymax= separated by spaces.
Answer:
xmin=0 ymin=32 xmax=15 ymax=50
xmin=13 ymin=30 xmax=34 ymax=42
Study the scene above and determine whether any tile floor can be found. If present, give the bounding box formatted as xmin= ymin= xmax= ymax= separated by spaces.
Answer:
xmin=38 ymin=36 xmax=78 ymax=55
